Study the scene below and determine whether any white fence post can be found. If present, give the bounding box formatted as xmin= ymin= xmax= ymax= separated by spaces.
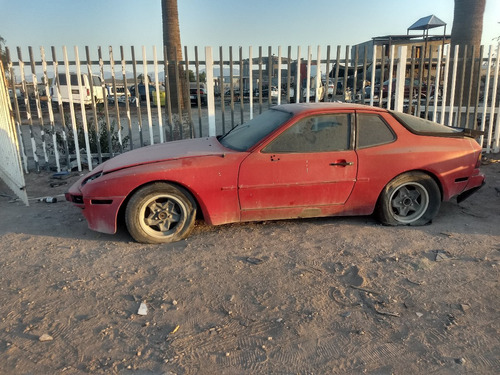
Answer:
xmin=394 ymin=46 xmax=407 ymax=112
xmin=205 ymin=46 xmax=216 ymax=137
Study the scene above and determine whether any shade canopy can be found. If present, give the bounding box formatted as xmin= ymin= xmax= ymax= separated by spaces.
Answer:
xmin=408 ymin=15 xmax=446 ymax=31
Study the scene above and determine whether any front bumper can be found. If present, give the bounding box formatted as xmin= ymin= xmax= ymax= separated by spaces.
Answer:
xmin=65 ymin=178 xmax=126 ymax=235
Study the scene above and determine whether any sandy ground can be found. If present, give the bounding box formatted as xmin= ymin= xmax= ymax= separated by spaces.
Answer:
xmin=0 ymin=156 xmax=499 ymax=375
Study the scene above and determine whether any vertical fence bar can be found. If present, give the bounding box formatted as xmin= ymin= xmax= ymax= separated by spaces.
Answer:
xmin=343 ymin=46 xmax=349 ymax=102
xmin=173 ymin=49 xmax=183 ymax=139
xmin=40 ymin=47 xmax=58 ymax=169
xmin=386 ymin=45 xmax=395 ymax=110
xmin=369 ymin=46 xmax=377 ymax=107
xmin=315 ymin=45 xmax=321 ymax=103
xmin=205 ymin=46 xmax=216 ymax=137
xmin=334 ymin=45 xmax=341 ymax=102
xmin=258 ymin=46 xmax=263 ymax=112
xmin=324 ymin=45 xmax=331 ymax=102
xmin=17 ymin=47 xmax=40 ymax=172
xmin=85 ymin=46 xmax=102 ymax=163
xmin=448 ymin=45 xmax=459 ymax=126
xmin=141 ymin=46 xmax=154 ymax=144
xmin=184 ymin=46 xmax=194 ymax=138
xmin=239 ymin=46 xmax=244 ymax=124
xmin=456 ymin=45 xmax=467 ymax=126
xmin=62 ymin=46 xmax=82 ymax=171
xmin=219 ymin=46 xmax=226 ymax=133
xmin=74 ymin=46 xmax=93 ymax=170
xmin=432 ymin=45 xmax=442 ymax=122
xmin=267 ymin=46 xmax=272 ymax=108
xmin=416 ymin=47 xmax=425 ymax=115
xmin=352 ymin=45 xmax=359 ymax=102
xmin=394 ymin=46 xmax=407 ymax=112
xmin=408 ymin=46 xmax=416 ymax=114
xmin=51 ymin=47 xmax=70 ymax=169
xmin=296 ymin=46 xmax=301 ymax=104
xmin=440 ymin=45 xmax=451 ymax=125
xmin=120 ymin=46 xmax=133 ymax=149
xmin=249 ymin=46 xmax=254 ymax=120
xmin=6 ymin=48 xmax=28 ymax=172
xmin=378 ymin=46 xmax=386 ymax=108
xmin=163 ymin=46 xmax=174 ymax=141
xmin=277 ymin=46 xmax=282 ymax=105
xmin=468 ymin=45 xmax=478 ymax=128
xmin=424 ymin=47 xmax=433 ymax=119
xmin=28 ymin=47 xmax=49 ymax=169
xmin=286 ymin=46 xmax=291 ymax=104
xmin=153 ymin=46 xmax=164 ymax=142
xmin=473 ymin=46 xmax=484 ymax=130
xmin=487 ymin=43 xmax=500 ymax=153
xmin=109 ymin=46 xmax=123 ymax=153
xmin=306 ymin=46 xmax=311 ymax=103
xmin=98 ymin=47 xmax=113 ymax=155
xmin=229 ymin=47 xmax=235 ymax=128
xmin=194 ymin=46 xmax=202 ymax=137
xmin=361 ymin=46 xmax=368 ymax=104
xmin=131 ymin=46 xmax=144 ymax=146
xmin=479 ymin=45 xmax=492 ymax=147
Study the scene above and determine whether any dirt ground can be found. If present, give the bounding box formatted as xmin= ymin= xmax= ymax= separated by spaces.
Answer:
xmin=0 ymin=155 xmax=499 ymax=375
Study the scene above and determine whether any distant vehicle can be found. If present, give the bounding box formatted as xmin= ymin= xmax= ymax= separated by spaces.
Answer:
xmin=8 ymin=88 xmax=23 ymax=106
xmin=107 ymin=86 xmax=131 ymax=105
xmin=190 ymin=82 xmax=208 ymax=106
xmin=51 ymin=73 xmax=106 ymax=105
xmin=129 ymin=83 xmax=155 ymax=102
xmin=374 ymin=78 xmax=430 ymax=99
xmin=302 ymin=77 xmax=325 ymax=102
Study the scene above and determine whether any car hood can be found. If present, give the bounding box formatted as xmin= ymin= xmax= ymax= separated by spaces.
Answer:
xmin=100 ymin=137 xmax=229 ymax=173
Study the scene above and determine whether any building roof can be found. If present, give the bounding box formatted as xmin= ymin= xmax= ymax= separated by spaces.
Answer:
xmin=408 ymin=15 xmax=446 ymax=31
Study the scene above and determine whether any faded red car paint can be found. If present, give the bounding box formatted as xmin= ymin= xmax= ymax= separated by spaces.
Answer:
xmin=66 ymin=103 xmax=485 ymax=242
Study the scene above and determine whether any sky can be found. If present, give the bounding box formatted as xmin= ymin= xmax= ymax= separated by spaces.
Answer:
xmin=1 ymin=0 xmax=499 ymax=60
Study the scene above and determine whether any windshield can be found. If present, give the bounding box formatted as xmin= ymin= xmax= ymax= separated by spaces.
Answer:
xmin=391 ymin=111 xmax=462 ymax=134
xmin=219 ymin=109 xmax=292 ymax=151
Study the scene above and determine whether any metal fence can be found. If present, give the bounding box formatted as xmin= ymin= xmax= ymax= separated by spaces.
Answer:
xmin=4 ymin=43 xmax=500 ymax=173
xmin=0 ymin=61 xmax=28 ymax=205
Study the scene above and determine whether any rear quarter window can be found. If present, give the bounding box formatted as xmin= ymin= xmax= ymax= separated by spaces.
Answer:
xmin=357 ymin=113 xmax=396 ymax=148
xmin=390 ymin=111 xmax=462 ymax=134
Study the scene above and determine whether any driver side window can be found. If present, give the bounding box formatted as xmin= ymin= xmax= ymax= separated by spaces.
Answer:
xmin=263 ymin=114 xmax=351 ymax=153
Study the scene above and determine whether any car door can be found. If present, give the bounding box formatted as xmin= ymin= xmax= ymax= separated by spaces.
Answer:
xmin=238 ymin=112 xmax=357 ymax=218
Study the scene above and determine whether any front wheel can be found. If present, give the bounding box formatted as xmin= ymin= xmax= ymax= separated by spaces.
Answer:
xmin=376 ymin=172 xmax=441 ymax=226
xmin=125 ymin=183 xmax=196 ymax=243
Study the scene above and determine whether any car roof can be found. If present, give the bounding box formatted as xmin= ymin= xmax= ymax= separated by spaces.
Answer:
xmin=272 ymin=102 xmax=389 ymax=116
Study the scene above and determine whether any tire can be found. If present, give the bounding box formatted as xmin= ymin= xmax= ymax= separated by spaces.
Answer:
xmin=125 ymin=183 xmax=196 ymax=244
xmin=376 ymin=172 xmax=441 ymax=226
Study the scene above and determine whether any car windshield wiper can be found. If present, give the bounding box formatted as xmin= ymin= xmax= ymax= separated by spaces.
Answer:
xmin=218 ymin=123 xmax=243 ymax=140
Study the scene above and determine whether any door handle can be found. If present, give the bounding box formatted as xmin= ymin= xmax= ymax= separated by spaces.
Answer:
xmin=330 ymin=160 xmax=354 ymax=167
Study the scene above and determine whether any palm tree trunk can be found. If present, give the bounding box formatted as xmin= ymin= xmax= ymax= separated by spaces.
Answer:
xmin=162 ymin=0 xmax=189 ymax=113
xmin=450 ymin=0 xmax=486 ymax=113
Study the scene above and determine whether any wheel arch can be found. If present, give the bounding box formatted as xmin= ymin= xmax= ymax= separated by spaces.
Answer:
xmin=116 ymin=180 xmax=207 ymax=229
xmin=375 ymin=169 xmax=444 ymax=207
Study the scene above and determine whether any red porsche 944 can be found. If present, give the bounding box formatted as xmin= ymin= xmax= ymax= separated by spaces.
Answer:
xmin=66 ymin=103 xmax=485 ymax=243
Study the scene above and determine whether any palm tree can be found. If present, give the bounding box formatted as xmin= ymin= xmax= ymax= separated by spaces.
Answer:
xmin=161 ymin=0 xmax=190 ymax=112
xmin=0 ymin=35 xmax=7 ymax=68
xmin=450 ymin=0 xmax=486 ymax=48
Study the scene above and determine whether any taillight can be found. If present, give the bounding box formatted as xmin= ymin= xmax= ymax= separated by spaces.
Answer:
xmin=87 ymin=89 xmax=90 ymax=96
xmin=475 ymin=153 xmax=482 ymax=168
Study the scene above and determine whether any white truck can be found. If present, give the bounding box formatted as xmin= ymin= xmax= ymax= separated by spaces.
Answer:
xmin=51 ymin=73 xmax=106 ymax=105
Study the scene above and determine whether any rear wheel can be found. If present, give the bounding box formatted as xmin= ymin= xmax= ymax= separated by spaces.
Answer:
xmin=125 ymin=183 xmax=196 ymax=243
xmin=377 ymin=172 xmax=441 ymax=226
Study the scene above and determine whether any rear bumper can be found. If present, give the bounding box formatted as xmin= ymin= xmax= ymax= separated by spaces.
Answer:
xmin=457 ymin=174 xmax=486 ymax=203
